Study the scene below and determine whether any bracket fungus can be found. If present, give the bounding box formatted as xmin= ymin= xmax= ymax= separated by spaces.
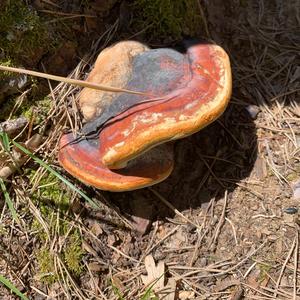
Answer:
xmin=58 ymin=40 xmax=232 ymax=191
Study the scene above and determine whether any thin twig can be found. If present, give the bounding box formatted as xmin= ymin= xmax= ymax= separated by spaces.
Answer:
xmin=149 ymin=188 xmax=202 ymax=230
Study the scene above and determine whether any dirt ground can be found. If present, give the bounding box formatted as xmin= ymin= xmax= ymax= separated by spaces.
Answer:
xmin=0 ymin=0 xmax=300 ymax=299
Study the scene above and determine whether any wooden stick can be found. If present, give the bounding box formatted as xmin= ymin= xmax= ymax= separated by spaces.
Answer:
xmin=0 ymin=65 xmax=148 ymax=96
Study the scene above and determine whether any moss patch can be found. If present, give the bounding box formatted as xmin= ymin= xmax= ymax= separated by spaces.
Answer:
xmin=0 ymin=58 xmax=15 ymax=79
xmin=0 ymin=93 xmax=53 ymax=124
xmin=36 ymin=231 xmax=84 ymax=284
xmin=258 ymin=263 xmax=273 ymax=282
xmin=0 ymin=0 xmax=51 ymax=65
xmin=131 ymin=0 xmax=203 ymax=41
xmin=63 ymin=233 xmax=84 ymax=275
xmin=36 ymin=247 xmax=57 ymax=284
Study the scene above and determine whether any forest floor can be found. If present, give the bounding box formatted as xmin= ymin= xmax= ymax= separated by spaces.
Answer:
xmin=0 ymin=1 xmax=299 ymax=299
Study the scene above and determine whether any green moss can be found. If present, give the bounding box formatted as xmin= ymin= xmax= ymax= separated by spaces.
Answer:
xmin=286 ymin=172 xmax=298 ymax=182
xmin=63 ymin=233 xmax=84 ymax=275
xmin=0 ymin=58 xmax=15 ymax=79
xmin=287 ymin=165 xmax=300 ymax=182
xmin=31 ymin=218 xmax=47 ymax=241
xmin=0 ymin=93 xmax=53 ymax=123
xmin=132 ymin=0 xmax=203 ymax=40
xmin=36 ymin=247 xmax=57 ymax=284
xmin=258 ymin=263 xmax=273 ymax=282
xmin=0 ymin=0 xmax=50 ymax=64
xmin=28 ymin=171 xmax=70 ymax=211
xmin=33 ymin=96 xmax=53 ymax=125
xmin=36 ymin=232 xmax=83 ymax=283
xmin=0 ymin=225 xmax=7 ymax=235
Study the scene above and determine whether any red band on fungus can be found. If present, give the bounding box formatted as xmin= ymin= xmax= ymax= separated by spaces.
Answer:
xmin=58 ymin=41 xmax=231 ymax=191
xmin=59 ymin=134 xmax=174 ymax=192
xmin=98 ymin=43 xmax=231 ymax=169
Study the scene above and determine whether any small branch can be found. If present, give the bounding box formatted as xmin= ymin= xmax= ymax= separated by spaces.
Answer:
xmin=0 ymin=117 xmax=28 ymax=136
xmin=0 ymin=134 xmax=43 ymax=179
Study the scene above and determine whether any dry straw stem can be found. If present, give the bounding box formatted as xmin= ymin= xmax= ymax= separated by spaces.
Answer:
xmin=39 ymin=9 xmax=96 ymax=18
xmin=0 ymin=65 xmax=148 ymax=96
xmin=293 ymin=228 xmax=299 ymax=300
xmin=273 ymin=234 xmax=297 ymax=299
xmin=209 ymin=190 xmax=228 ymax=249
xmin=141 ymin=225 xmax=179 ymax=261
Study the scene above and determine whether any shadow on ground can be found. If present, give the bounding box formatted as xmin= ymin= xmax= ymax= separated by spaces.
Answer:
xmin=104 ymin=99 xmax=257 ymax=228
xmin=86 ymin=0 xmax=299 ymax=231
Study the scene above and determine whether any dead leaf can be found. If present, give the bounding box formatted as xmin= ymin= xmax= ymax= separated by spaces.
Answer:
xmin=141 ymin=255 xmax=177 ymax=300
xmin=111 ymin=275 xmax=125 ymax=293
xmin=179 ymin=290 xmax=195 ymax=299
xmin=229 ymin=285 xmax=243 ymax=300
xmin=90 ymin=222 xmax=103 ymax=236
xmin=141 ymin=255 xmax=165 ymax=289
xmin=252 ymin=156 xmax=267 ymax=180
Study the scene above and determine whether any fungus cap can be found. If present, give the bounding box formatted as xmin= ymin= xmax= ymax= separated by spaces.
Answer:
xmin=92 ymin=42 xmax=232 ymax=169
xmin=79 ymin=41 xmax=149 ymax=121
xmin=58 ymin=41 xmax=175 ymax=191
xmin=58 ymin=41 xmax=231 ymax=191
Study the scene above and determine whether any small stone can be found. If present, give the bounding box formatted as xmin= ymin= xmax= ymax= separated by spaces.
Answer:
xmin=292 ymin=180 xmax=300 ymax=199
xmin=283 ymin=207 xmax=298 ymax=215
xmin=261 ymin=228 xmax=272 ymax=235
xmin=283 ymin=213 xmax=294 ymax=224
xmin=268 ymin=234 xmax=278 ymax=241
xmin=131 ymin=215 xmax=152 ymax=234
xmin=198 ymin=257 xmax=207 ymax=267
xmin=129 ymin=191 xmax=154 ymax=234
xmin=9 ymin=74 xmax=27 ymax=89
xmin=0 ymin=74 xmax=28 ymax=102
xmin=245 ymin=105 xmax=260 ymax=119
xmin=0 ymin=117 xmax=28 ymax=135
